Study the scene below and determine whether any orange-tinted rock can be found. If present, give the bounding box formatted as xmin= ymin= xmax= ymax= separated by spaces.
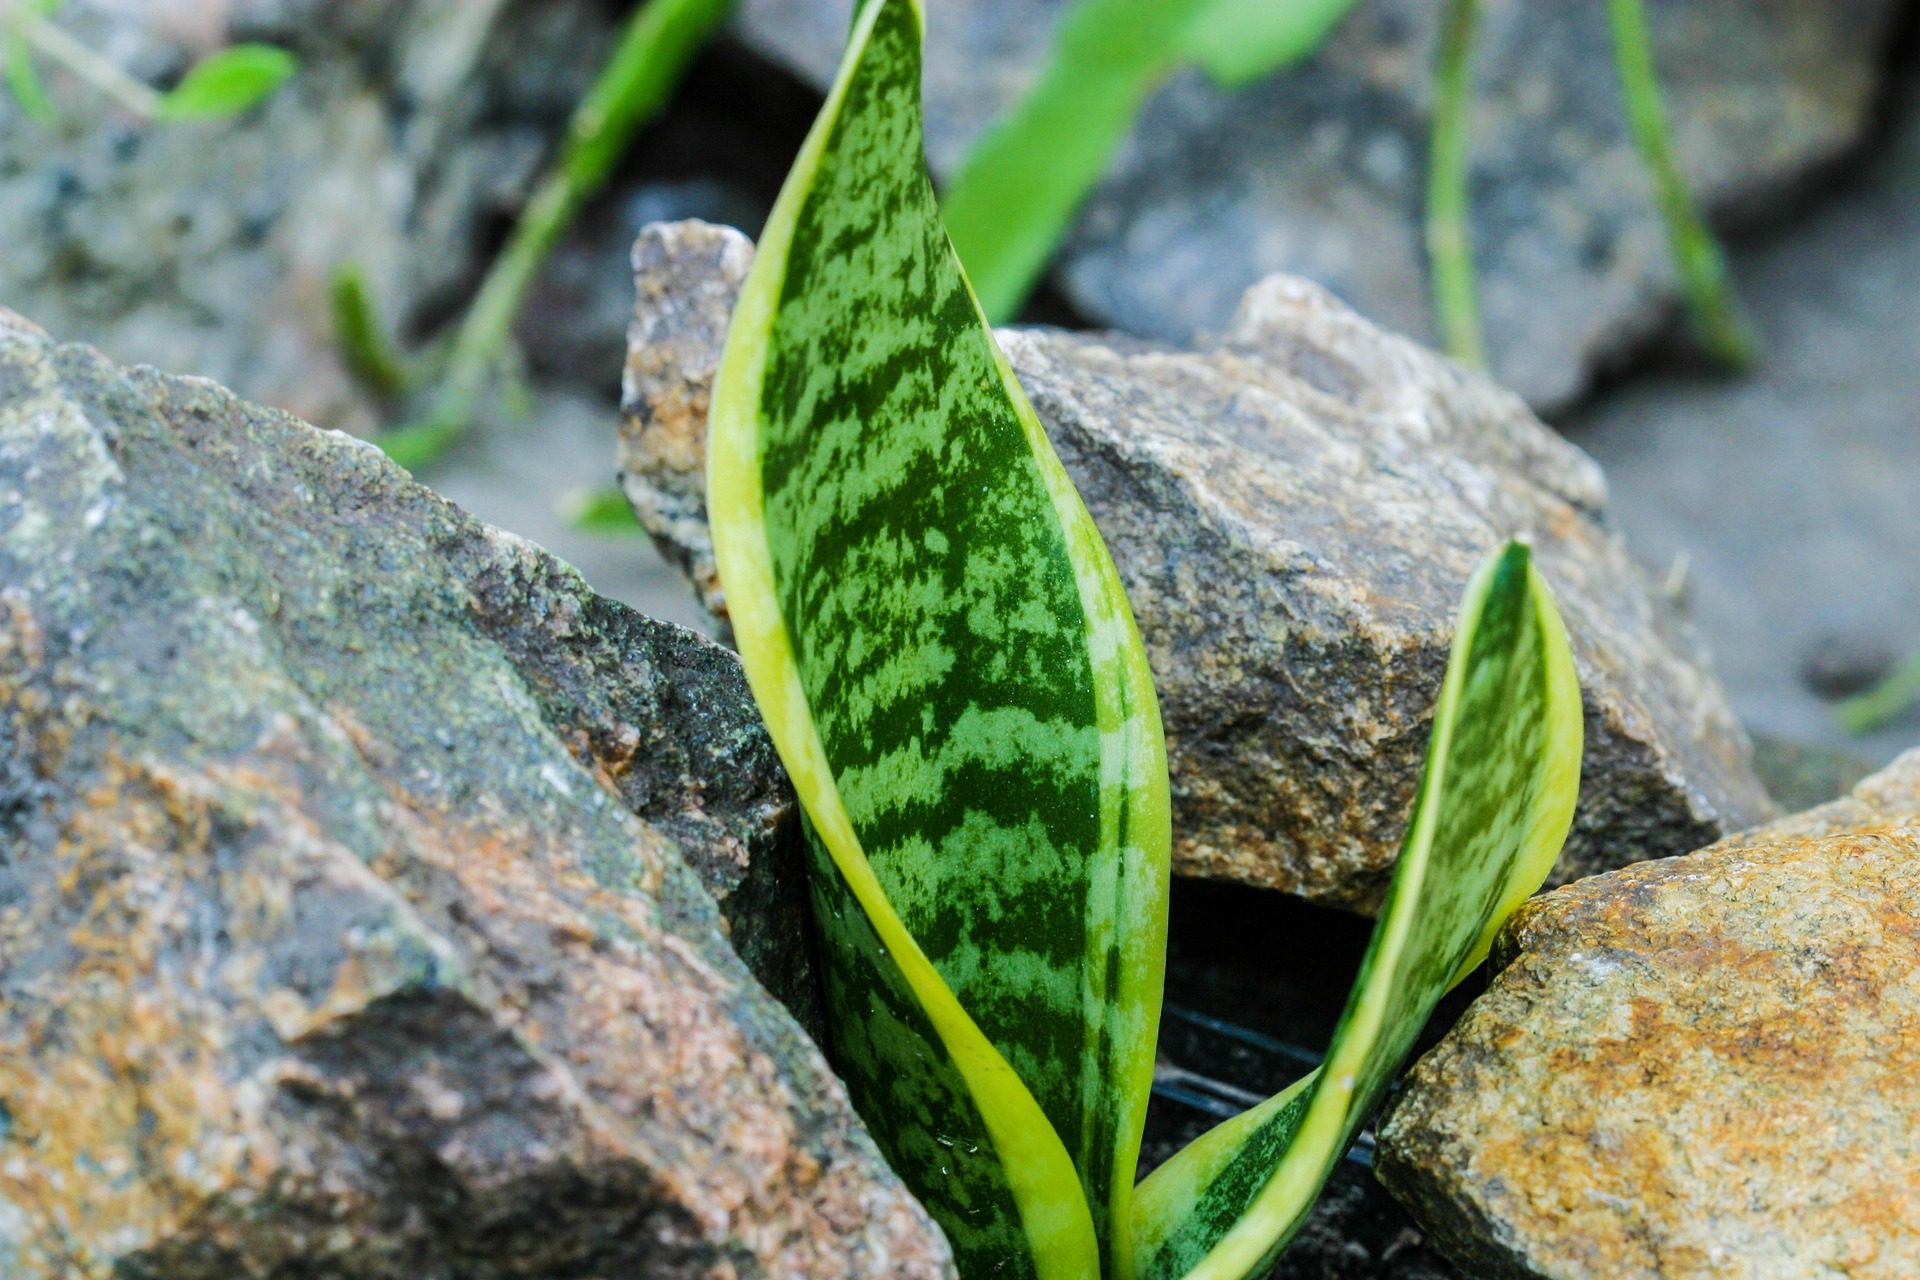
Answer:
xmin=1376 ymin=751 xmax=1920 ymax=1278
xmin=0 ymin=310 xmax=951 ymax=1279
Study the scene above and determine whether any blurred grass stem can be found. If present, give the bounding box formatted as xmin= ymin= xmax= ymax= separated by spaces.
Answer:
xmin=374 ymin=0 xmax=734 ymax=468
xmin=1838 ymin=653 xmax=1920 ymax=736
xmin=1426 ymin=0 xmax=1484 ymax=369
xmin=7 ymin=2 xmax=162 ymax=117
xmin=1606 ymin=0 xmax=1753 ymax=367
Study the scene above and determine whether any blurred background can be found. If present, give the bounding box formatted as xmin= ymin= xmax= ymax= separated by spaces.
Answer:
xmin=3 ymin=0 xmax=1916 ymax=781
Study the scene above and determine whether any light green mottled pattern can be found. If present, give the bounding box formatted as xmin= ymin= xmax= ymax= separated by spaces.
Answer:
xmin=802 ymin=820 xmax=1033 ymax=1270
xmin=1131 ymin=543 xmax=1582 ymax=1280
xmin=707 ymin=0 xmax=1170 ymax=1273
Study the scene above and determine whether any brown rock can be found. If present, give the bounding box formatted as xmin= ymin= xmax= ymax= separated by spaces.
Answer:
xmin=0 ymin=309 xmax=949 ymax=1278
xmin=1375 ymin=749 xmax=1920 ymax=1279
xmin=619 ymin=220 xmax=1771 ymax=911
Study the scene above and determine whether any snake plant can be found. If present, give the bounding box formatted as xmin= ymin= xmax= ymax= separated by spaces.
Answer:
xmin=707 ymin=1 xmax=1584 ymax=1275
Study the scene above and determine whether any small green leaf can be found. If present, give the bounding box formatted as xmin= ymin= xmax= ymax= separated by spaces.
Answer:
xmin=157 ymin=43 xmax=295 ymax=121
xmin=328 ymin=264 xmax=412 ymax=400
xmin=1175 ymin=0 xmax=1358 ymax=88
xmin=371 ymin=415 xmax=462 ymax=472
xmin=1130 ymin=542 xmax=1583 ymax=1280
xmin=708 ymin=0 xmax=1170 ymax=1274
xmin=1837 ymin=652 xmax=1920 ymax=736
xmin=563 ymin=486 xmax=646 ymax=536
xmin=4 ymin=0 xmax=66 ymax=124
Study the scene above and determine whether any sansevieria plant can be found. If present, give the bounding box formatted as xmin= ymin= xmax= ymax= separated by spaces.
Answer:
xmin=706 ymin=0 xmax=1583 ymax=1275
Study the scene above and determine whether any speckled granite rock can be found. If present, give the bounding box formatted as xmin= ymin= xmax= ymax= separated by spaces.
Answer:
xmin=620 ymin=220 xmax=1771 ymax=911
xmin=1375 ymin=749 xmax=1920 ymax=1279
xmin=733 ymin=0 xmax=1900 ymax=409
xmin=0 ymin=309 xmax=949 ymax=1279
xmin=0 ymin=0 xmax=614 ymax=431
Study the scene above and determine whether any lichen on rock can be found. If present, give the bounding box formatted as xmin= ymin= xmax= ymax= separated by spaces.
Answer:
xmin=0 ymin=308 xmax=950 ymax=1279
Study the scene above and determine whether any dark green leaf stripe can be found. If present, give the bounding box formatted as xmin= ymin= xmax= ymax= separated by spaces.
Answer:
xmin=803 ymin=820 xmax=1033 ymax=1268
xmin=707 ymin=0 xmax=1170 ymax=1275
xmin=1129 ymin=543 xmax=1582 ymax=1280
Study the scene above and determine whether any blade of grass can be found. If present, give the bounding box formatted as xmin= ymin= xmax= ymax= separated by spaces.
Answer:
xmin=1425 ymin=0 xmax=1484 ymax=369
xmin=4 ymin=2 xmax=58 ymax=124
xmin=8 ymin=2 xmax=160 ymax=118
xmin=1837 ymin=653 xmax=1920 ymax=736
xmin=1606 ymin=0 xmax=1753 ymax=367
xmin=329 ymin=264 xmax=412 ymax=399
xmin=374 ymin=0 xmax=735 ymax=466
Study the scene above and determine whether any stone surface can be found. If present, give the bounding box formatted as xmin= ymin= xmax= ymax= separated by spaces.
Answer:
xmin=620 ymin=222 xmax=756 ymax=621
xmin=1375 ymin=750 xmax=1920 ymax=1279
xmin=0 ymin=0 xmax=615 ymax=432
xmin=0 ymin=309 xmax=950 ymax=1277
xmin=733 ymin=0 xmax=1901 ymax=409
xmin=1566 ymin=68 xmax=1920 ymax=766
xmin=429 ymin=382 xmax=712 ymax=636
xmin=619 ymin=219 xmax=1772 ymax=911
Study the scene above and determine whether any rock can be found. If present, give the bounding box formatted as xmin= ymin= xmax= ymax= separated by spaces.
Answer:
xmin=619 ymin=219 xmax=1772 ymax=911
xmin=620 ymin=221 xmax=755 ymax=620
xmin=0 ymin=309 xmax=950 ymax=1278
xmin=733 ymin=0 xmax=1901 ymax=409
xmin=1374 ymin=749 xmax=1920 ymax=1279
xmin=0 ymin=0 xmax=617 ymax=432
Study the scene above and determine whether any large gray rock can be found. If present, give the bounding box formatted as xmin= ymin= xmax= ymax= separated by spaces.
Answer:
xmin=619 ymin=219 xmax=1772 ymax=912
xmin=0 ymin=0 xmax=614 ymax=432
xmin=0 ymin=309 xmax=950 ymax=1278
xmin=1376 ymin=750 xmax=1920 ymax=1279
xmin=734 ymin=0 xmax=1901 ymax=408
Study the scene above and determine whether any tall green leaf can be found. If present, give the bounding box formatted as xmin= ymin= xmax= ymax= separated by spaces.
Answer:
xmin=941 ymin=0 xmax=1359 ymax=323
xmin=1130 ymin=543 xmax=1582 ymax=1280
xmin=706 ymin=0 xmax=1170 ymax=1275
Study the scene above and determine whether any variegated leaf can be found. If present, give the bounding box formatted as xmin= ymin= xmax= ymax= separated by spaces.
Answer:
xmin=1130 ymin=543 xmax=1582 ymax=1280
xmin=705 ymin=0 xmax=1171 ymax=1274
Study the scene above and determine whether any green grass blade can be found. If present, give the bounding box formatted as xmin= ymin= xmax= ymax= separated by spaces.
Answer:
xmin=940 ymin=0 xmax=1182 ymax=324
xmin=4 ymin=26 xmax=57 ymax=124
xmin=328 ymin=264 xmax=411 ymax=399
xmin=1605 ymin=0 xmax=1753 ymax=367
xmin=1425 ymin=0 xmax=1485 ymax=369
xmin=942 ymin=0 xmax=1356 ymax=324
xmin=1129 ymin=543 xmax=1582 ymax=1280
xmin=708 ymin=0 xmax=1171 ymax=1273
xmin=1176 ymin=0 xmax=1357 ymax=88
xmin=372 ymin=0 xmax=734 ymax=467
xmin=156 ymin=43 xmax=296 ymax=120
xmin=1837 ymin=651 xmax=1920 ymax=735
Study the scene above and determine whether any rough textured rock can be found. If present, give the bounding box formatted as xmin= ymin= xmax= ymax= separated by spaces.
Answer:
xmin=733 ymin=0 xmax=1901 ymax=409
xmin=620 ymin=219 xmax=1772 ymax=911
xmin=1375 ymin=750 xmax=1920 ymax=1279
xmin=0 ymin=0 xmax=614 ymax=432
xmin=620 ymin=222 xmax=755 ymax=619
xmin=0 ymin=309 xmax=950 ymax=1278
